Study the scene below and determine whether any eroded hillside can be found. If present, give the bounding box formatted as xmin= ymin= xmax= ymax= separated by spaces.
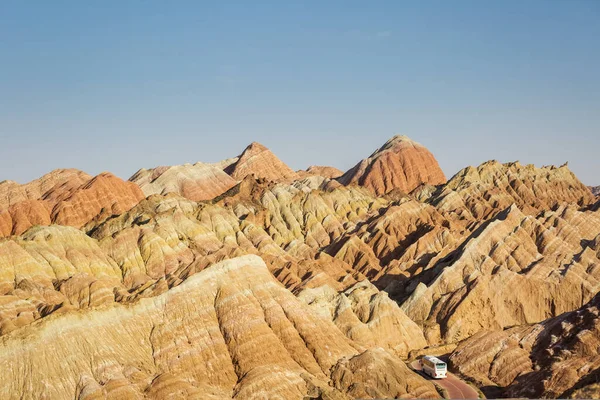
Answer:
xmin=0 ymin=135 xmax=598 ymax=399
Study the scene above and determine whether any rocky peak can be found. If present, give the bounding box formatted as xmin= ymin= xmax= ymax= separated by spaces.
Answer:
xmin=375 ymin=134 xmax=422 ymax=153
xmin=225 ymin=141 xmax=298 ymax=182
xmin=338 ymin=134 xmax=446 ymax=195
xmin=244 ymin=141 xmax=269 ymax=154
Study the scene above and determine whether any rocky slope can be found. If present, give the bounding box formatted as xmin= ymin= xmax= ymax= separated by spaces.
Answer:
xmin=297 ymin=165 xmax=344 ymax=179
xmin=449 ymin=291 xmax=600 ymax=398
xmin=2 ymin=161 xmax=595 ymax=344
xmin=298 ymin=280 xmax=428 ymax=358
xmin=0 ymin=135 xmax=598 ymax=399
xmin=224 ymin=142 xmax=298 ymax=182
xmin=0 ymin=172 xmax=144 ymax=237
xmin=130 ymin=162 xmax=237 ymax=201
xmin=416 ymin=161 xmax=595 ymax=220
xmin=0 ymin=168 xmax=92 ymax=209
xmin=396 ymin=202 xmax=600 ymax=343
xmin=590 ymin=186 xmax=600 ymax=196
xmin=338 ymin=135 xmax=446 ymax=195
xmin=0 ymin=255 xmax=439 ymax=399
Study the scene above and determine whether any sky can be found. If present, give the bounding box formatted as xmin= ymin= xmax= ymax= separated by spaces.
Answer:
xmin=1 ymin=1 xmax=599 ymax=185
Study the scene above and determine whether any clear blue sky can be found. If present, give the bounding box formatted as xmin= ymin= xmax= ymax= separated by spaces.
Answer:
xmin=1 ymin=1 xmax=599 ymax=185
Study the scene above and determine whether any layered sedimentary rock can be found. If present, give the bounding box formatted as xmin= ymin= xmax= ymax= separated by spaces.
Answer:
xmin=449 ymin=291 xmax=600 ymax=398
xmin=225 ymin=142 xmax=298 ymax=182
xmin=0 ymin=255 xmax=438 ymax=400
xmin=4 ymin=157 xmax=594 ymax=349
xmin=0 ymin=169 xmax=93 ymax=236
xmin=338 ymin=135 xmax=446 ymax=195
xmin=50 ymin=172 xmax=145 ymax=228
xmin=0 ymin=200 xmax=51 ymax=237
xmin=0 ymin=168 xmax=91 ymax=209
xmin=130 ymin=162 xmax=237 ymax=201
xmin=0 ymin=182 xmax=394 ymax=335
xmin=298 ymin=280 xmax=427 ymax=357
xmin=2 ymin=135 xmax=599 ymax=399
xmin=332 ymin=160 xmax=600 ymax=345
xmin=88 ymin=181 xmax=390 ymax=295
xmin=398 ymin=203 xmax=600 ymax=343
xmin=297 ymin=165 xmax=344 ymax=179
xmin=3 ymin=155 xmax=599 ymax=344
xmin=0 ymin=171 xmax=144 ymax=238
xmin=417 ymin=161 xmax=595 ymax=220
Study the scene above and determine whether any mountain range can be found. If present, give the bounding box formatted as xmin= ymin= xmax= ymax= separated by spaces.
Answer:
xmin=0 ymin=135 xmax=598 ymax=399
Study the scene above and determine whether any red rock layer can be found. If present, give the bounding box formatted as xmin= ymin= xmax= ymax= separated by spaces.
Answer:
xmin=0 ymin=169 xmax=91 ymax=209
xmin=51 ymin=172 xmax=145 ymax=228
xmin=0 ymin=200 xmax=51 ymax=236
xmin=338 ymin=135 xmax=446 ymax=195
xmin=0 ymin=172 xmax=144 ymax=236
xmin=225 ymin=142 xmax=298 ymax=182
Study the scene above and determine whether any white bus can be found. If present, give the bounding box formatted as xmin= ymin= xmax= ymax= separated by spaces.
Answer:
xmin=420 ymin=355 xmax=447 ymax=379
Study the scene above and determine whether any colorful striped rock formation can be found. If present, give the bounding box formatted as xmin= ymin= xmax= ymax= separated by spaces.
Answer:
xmin=338 ymin=135 xmax=447 ymax=195
xmin=0 ymin=135 xmax=598 ymax=399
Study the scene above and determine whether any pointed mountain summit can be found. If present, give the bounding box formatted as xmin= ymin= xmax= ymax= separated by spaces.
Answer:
xmin=338 ymin=135 xmax=446 ymax=195
xmin=224 ymin=141 xmax=298 ymax=182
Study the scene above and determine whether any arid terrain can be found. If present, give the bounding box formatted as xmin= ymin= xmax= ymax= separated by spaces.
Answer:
xmin=0 ymin=135 xmax=598 ymax=399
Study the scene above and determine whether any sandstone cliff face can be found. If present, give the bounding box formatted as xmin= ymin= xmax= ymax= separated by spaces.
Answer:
xmin=449 ymin=291 xmax=600 ymax=399
xmin=338 ymin=135 xmax=446 ymax=195
xmin=225 ymin=142 xmax=298 ymax=182
xmin=0 ymin=255 xmax=439 ymax=400
xmin=130 ymin=162 xmax=237 ymax=201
